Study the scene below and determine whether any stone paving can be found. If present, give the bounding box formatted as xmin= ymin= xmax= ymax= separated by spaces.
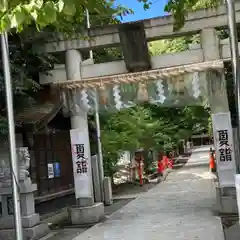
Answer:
xmin=73 ymin=146 xmax=225 ymax=240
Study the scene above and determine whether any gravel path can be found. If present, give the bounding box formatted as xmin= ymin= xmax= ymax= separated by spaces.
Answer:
xmin=72 ymin=146 xmax=224 ymax=240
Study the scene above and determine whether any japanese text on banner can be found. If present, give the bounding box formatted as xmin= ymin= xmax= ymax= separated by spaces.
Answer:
xmin=73 ymin=143 xmax=88 ymax=174
xmin=218 ymin=129 xmax=232 ymax=162
xmin=212 ymin=112 xmax=236 ymax=186
xmin=70 ymin=128 xmax=92 ymax=199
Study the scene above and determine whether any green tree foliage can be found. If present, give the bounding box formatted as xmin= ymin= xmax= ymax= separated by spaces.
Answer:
xmin=164 ymin=0 xmax=220 ymax=31
xmin=0 ymin=0 xmax=222 ymax=34
xmin=101 ymin=103 xmax=210 ymax=177
xmin=0 ymin=31 xmax=59 ymax=134
xmin=149 ymin=37 xmax=189 ymax=55
xmin=0 ymin=0 xmax=133 ymax=33
xmin=0 ymin=0 xmax=213 ymax=172
xmin=0 ymin=0 xmax=130 ymax=134
xmin=100 ymin=0 xmax=213 ymax=175
xmin=0 ymin=28 xmax=60 ymax=129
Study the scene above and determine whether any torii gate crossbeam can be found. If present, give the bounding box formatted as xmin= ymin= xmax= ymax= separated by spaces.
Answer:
xmin=41 ymin=2 xmax=240 ymax=53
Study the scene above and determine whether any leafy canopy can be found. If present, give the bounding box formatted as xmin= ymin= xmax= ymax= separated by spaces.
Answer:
xmin=164 ymin=0 xmax=221 ymax=30
xmin=0 ymin=0 xmax=134 ymax=32
xmin=100 ymin=104 xmax=210 ymax=177
xmin=0 ymin=0 xmax=222 ymax=33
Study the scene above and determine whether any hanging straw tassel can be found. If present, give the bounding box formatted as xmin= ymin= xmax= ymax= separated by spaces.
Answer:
xmin=99 ymin=84 xmax=108 ymax=105
xmin=137 ymin=82 xmax=149 ymax=102
xmin=175 ymin=76 xmax=185 ymax=95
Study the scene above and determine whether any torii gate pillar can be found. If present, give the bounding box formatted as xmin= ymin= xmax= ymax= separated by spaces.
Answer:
xmin=65 ymin=49 xmax=104 ymax=224
xmin=201 ymin=28 xmax=238 ymax=214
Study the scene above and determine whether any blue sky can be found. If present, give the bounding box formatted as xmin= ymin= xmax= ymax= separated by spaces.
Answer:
xmin=116 ymin=0 xmax=168 ymax=22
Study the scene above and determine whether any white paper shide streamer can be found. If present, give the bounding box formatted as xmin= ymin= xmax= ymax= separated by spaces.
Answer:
xmin=155 ymin=79 xmax=166 ymax=104
xmin=113 ymin=85 xmax=122 ymax=110
xmin=192 ymin=72 xmax=201 ymax=98
xmin=80 ymin=89 xmax=90 ymax=111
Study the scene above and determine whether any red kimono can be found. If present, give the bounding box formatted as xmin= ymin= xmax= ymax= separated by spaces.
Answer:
xmin=163 ymin=156 xmax=168 ymax=170
xmin=157 ymin=160 xmax=164 ymax=174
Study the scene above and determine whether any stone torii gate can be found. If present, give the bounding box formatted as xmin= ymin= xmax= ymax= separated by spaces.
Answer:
xmin=39 ymin=3 xmax=240 ymax=223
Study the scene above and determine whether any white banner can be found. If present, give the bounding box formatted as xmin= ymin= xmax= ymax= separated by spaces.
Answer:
xmin=212 ymin=112 xmax=236 ymax=186
xmin=70 ymin=128 xmax=92 ymax=198
xmin=47 ymin=163 xmax=54 ymax=179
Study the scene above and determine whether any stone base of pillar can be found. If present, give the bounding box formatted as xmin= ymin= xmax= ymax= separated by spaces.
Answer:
xmin=0 ymin=222 xmax=49 ymax=240
xmin=69 ymin=202 xmax=104 ymax=225
xmin=224 ymin=223 xmax=240 ymax=240
xmin=215 ymin=186 xmax=238 ymax=214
